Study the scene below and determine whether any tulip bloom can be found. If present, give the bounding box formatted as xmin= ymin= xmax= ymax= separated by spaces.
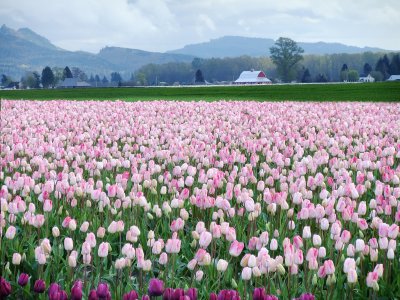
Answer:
xmin=71 ymin=280 xmax=83 ymax=300
xmin=64 ymin=237 xmax=74 ymax=251
xmin=185 ymin=288 xmax=197 ymax=300
xmin=241 ymin=267 xmax=252 ymax=280
xmin=199 ymin=231 xmax=212 ymax=248
xmin=148 ymin=278 xmax=164 ymax=296
xmin=0 ymin=277 xmax=12 ymax=298
xmin=217 ymin=259 xmax=229 ymax=272
xmin=97 ymin=282 xmax=110 ymax=299
xmin=98 ymin=242 xmax=109 ymax=257
xmin=5 ymin=226 xmax=16 ymax=239
xmin=123 ymin=290 xmax=139 ymax=300
xmin=18 ymin=273 xmax=29 ymax=287
xmin=229 ymin=240 xmax=244 ymax=257
xmin=33 ymin=279 xmax=46 ymax=293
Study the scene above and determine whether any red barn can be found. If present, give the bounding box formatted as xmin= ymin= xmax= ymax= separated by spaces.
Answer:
xmin=234 ymin=70 xmax=272 ymax=84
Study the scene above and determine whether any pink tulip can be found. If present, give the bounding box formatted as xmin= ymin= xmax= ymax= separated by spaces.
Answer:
xmin=159 ymin=252 xmax=168 ymax=265
xmin=165 ymin=237 xmax=181 ymax=254
xmin=98 ymin=242 xmax=109 ymax=257
xmin=366 ymin=271 xmax=379 ymax=289
xmin=199 ymin=231 xmax=212 ymax=249
xmin=229 ymin=240 xmax=244 ymax=257
xmin=241 ymin=267 xmax=252 ymax=280
xmin=347 ymin=269 xmax=358 ymax=283
xmin=388 ymin=224 xmax=399 ymax=239
xmin=323 ymin=260 xmax=335 ymax=275
xmin=64 ymin=237 xmax=74 ymax=251
xmin=5 ymin=226 xmax=16 ymax=239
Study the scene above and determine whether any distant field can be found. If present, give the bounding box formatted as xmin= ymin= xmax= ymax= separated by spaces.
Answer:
xmin=0 ymin=82 xmax=399 ymax=101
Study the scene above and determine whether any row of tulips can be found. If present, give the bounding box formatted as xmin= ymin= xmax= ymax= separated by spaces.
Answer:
xmin=0 ymin=275 xmax=315 ymax=299
xmin=0 ymin=100 xmax=399 ymax=299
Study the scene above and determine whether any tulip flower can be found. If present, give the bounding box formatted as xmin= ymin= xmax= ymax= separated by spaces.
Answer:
xmin=0 ymin=277 xmax=12 ymax=298
xmin=33 ymin=279 xmax=46 ymax=293
xmin=12 ymin=253 xmax=22 ymax=265
xmin=253 ymin=287 xmax=266 ymax=300
xmin=97 ymin=282 xmax=110 ymax=299
xmin=185 ymin=288 xmax=197 ymax=300
xmin=71 ymin=280 xmax=83 ymax=300
xmin=64 ymin=237 xmax=74 ymax=251
xmin=123 ymin=290 xmax=139 ymax=300
xmin=148 ymin=278 xmax=164 ymax=296
xmin=5 ymin=226 xmax=16 ymax=239
xmin=296 ymin=293 xmax=315 ymax=300
xmin=229 ymin=240 xmax=244 ymax=257
xmin=209 ymin=293 xmax=217 ymax=300
xmin=98 ymin=242 xmax=110 ymax=257
xmin=88 ymin=289 xmax=98 ymax=300
xmin=216 ymin=259 xmax=228 ymax=272
xmin=18 ymin=273 xmax=29 ymax=287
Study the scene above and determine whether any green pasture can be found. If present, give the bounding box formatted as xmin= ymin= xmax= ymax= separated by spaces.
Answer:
xmin=0 ymin=82 xmax=399 ymax=101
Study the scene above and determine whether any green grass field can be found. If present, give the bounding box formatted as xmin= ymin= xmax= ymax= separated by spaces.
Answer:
xmin=1 ymin=82 xmax=399 ymax=101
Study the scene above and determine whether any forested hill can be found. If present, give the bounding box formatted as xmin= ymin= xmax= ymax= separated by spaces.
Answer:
xmin=1 ymin=24 xmax=393 ymax=80
xmin=168 ymin=36 xmax=388 ymax=58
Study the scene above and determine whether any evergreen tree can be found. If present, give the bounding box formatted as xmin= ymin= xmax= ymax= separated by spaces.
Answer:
xmin=363 ymin=63 xmax=372 ymax=76
xmin=375 ymin=57 xmax=390 ymax=80
xmin=62 ymin=66 xmax=73 ymax=80
xmin=195 ymin=69 xmax=205 ymax=83
xmin=389 ymin=54 xmax=400 ymax=75
xmin=1 ymin=74 xmax=12 ymax=86
xmin=41 ymin=66 xmax=55 ymax=88
xmin=341 ymin=64 xmax=349 ymax=72
xmin=301 ymin=68 xmax=312 ymax=83
xmin=110 ymin=72 xmax=123 ymax=83
xmin=315 ymin=73 xmax=328 ymax=82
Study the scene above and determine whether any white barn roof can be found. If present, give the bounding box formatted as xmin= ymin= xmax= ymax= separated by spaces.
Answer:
xmin=387 ymin=75 xmax=400 ymax=81
xmin=58 ymin=78 xmax=91 ymax=88
xmin=235 ymin=70 xmax=271 ymax=84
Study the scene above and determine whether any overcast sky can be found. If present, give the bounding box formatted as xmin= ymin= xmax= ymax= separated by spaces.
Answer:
xmin=1 ymin=0 xmax=399 ymax=53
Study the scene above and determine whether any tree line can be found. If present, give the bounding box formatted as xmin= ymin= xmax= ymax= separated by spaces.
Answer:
xmin=133 ymin=49 xmax=400 ymax=85
xmin=0 ymin=66 xmax=128 ymax=89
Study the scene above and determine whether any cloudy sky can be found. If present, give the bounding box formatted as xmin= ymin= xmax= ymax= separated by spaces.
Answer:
xmin=1 ymin=0 xmax=399 ymax=53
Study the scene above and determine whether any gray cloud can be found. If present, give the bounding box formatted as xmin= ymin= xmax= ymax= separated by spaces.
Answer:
xmin=0 ymin=0 xmax=399 ymax=53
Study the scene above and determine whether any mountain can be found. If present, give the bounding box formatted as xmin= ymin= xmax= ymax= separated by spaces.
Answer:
xmin=168 ymin=36 xmax=388 ymax=58
xmin=0 ymin=25 xmax=392 ymax=80
xmin=16 ymin=27 xmax=60 ymax=50
xmin=0 ymin=25 xmax=193 ymax=79
xmin=97 ymin=47 xmax=194 ymax=72
xmin=169 ymin=36 xmax=276 ymax=58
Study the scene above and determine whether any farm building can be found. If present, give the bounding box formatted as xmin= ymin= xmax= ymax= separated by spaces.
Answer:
xmin=234 ymin=70 xmax=272 ymax=84
xmin=359 ymin=74 xmax=375 ymax=83
xmin=57 ymin=78 xmax=91 ymax=88
xmin=387 ymin=75 xmax=400 ymax=81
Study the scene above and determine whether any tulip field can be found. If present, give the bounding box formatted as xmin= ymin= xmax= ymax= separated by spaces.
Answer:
xmin=0 ymin=99 xmax=400 ymax=299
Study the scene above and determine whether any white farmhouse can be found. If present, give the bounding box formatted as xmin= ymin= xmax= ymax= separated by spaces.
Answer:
xmin=359 ymin=74 xmax=375 ymax=83
xmin=234 ymin=70 xmax=272 ymax=84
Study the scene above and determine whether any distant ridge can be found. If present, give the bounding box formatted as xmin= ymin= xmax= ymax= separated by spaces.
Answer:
xmin=0 ymin=25 xmax=393 ymax=79
xmin=0 ymin=25 xmax=193 ymax=78
xmin=168 ymin=35 xmax=388 ymax=58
